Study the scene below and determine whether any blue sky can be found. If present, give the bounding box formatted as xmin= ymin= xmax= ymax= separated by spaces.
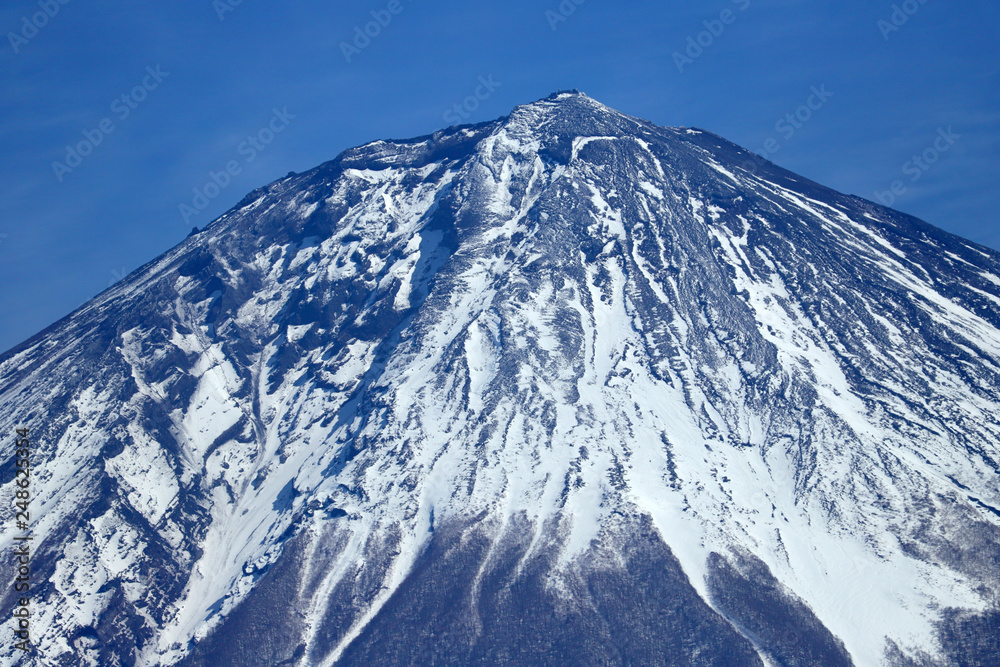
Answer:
xmin=1 ymin=0 xmax=997 ymax=352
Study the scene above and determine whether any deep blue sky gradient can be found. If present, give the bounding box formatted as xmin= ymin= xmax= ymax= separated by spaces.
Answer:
xmin=1 ymin=0 xmax=997 ymax=352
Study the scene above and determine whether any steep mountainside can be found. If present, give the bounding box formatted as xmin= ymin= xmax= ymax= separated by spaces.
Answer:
xmin=2 ymin=91 xmax=999 ymax=666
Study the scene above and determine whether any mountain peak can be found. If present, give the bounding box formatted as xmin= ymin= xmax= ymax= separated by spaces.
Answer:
xmin=547 ymin=88 xmax=585 ymax=98
xmin=508 ymin=88 xmax=627 ymax=125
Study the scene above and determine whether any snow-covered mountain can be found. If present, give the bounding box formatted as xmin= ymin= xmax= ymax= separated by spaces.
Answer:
xmin=2 ymin=91 xmax=999 ymax=666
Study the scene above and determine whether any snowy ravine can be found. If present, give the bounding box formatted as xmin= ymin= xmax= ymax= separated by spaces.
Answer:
xmin=2 ymin=91 xmax=999 ymax=666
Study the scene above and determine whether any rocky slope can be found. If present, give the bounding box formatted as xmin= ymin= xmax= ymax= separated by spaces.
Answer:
xmin=2 ymin=91 xmax=999 ymax=666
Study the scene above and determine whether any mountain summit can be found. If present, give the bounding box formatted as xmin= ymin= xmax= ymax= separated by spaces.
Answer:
xmin=2 ymin=92 xmax=1000 ymax=666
